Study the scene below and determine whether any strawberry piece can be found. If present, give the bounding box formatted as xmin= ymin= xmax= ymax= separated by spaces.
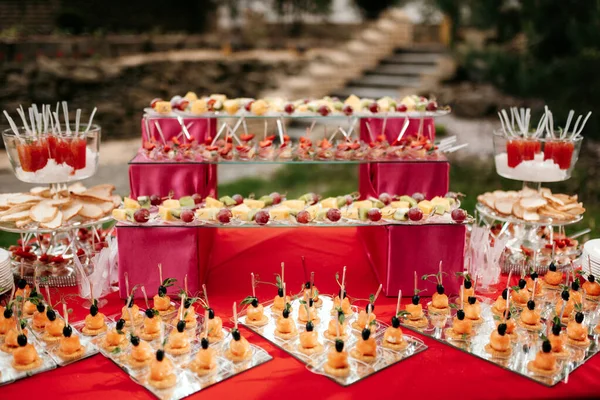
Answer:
xmin=266 ymin=135 xmax=277 ymax=141
xmin=143 ymin=141 xmax=156 ymax=151
xmin=259 ymin=140 xmax=273 ymax=148
xmin=240 ymin=134 xmax=255 ymax=142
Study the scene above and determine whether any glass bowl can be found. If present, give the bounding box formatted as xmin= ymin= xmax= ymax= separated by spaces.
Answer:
xmin=2 ymin=124 xmax=101 ymax=184
xmin=492 ymin=131 xmax=582 ymax=182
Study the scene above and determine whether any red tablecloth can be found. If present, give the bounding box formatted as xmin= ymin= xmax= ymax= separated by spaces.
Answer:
xmin=3 ymin=276 xmax=599 ymax=400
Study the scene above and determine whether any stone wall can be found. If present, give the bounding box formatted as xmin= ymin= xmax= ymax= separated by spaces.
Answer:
xmin=0 ymin=50 xmax=308 ymax=142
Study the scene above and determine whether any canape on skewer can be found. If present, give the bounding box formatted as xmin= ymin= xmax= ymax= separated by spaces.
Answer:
xmin=332 ymin=267 xmax=353 ymax=316
xmin=350 ymin=325 xmax=378 ymax=363
xmin=165 ymin=302 xmax=191 ymax=356
xmin=444 ymin=286 xmax=474 ymax=341
xmin=12 ymin=333 xmax=42 ymax=371
xmin=582 ymin=258 xmax=600 ymax=301
xmin=274 ymin=302 xmax=298 ymax=340
xmin=352 ymin=284 xmax=381 ymax=332
xmin=324 ymin=339 xmax=350 ymax=377
xmin=525 ymin=268 xmax=543 ymax=297
xmin=127 ymin=334 xmax=153 ymax=369
xmin=301 ymin=259 xmax=322 ymax=307
xmin=566 ymin=305 xmax=590 ymax=348
xmin=543 ymin=262 xmax=563 ymax=290
xmin=510 ymin=275 xmax=529 ymax=308
xmin=153 ymin=264 xmax=177 ymax=316
xmin=189 ymin=321 xmax=217 ymax=376
xmin=548 ymin=317 xmax=569 ymax=359
xmin=101 ymin=319 xmax=128 ymax=352
xmin=403 ymin=272 xmax=428 ymax=328
xmin=199 ymin=284 xmax=223 ymax=341
xmin=297 ymin=319 xmax=324 ymax=356
xmin=41 ymin=304 xmax=65 ymax=343
xmin=242 ymin=273 xmax=269 ymax=327
xmin=169 ymin=276 xmax=198 ymax=330
xmin=226 ymin=302 xmax=252 ymax=362
xmin=324 ymin=308 xmax=349 ymax=341
xmin=527 ymin=339 xmax=559 ymax=377
xmin=424 ymin=262 xmax=450 ymax=315
xmin=492 ymin=288 xmax=510 ymax=317
xmin=273 ymin=263 xmax=292 ymax=312
xmin=56 ymin=305 xmax=85 ymax=361
xmin=485 ymin=322 xmax=512 ymax=358
xmin=82 ymin=292 xmax=108 ymax=336
xmin=518 ymin=281 xmax=543 ymax=332
xmin=120 ymin=275 xmax=143 ymax=327
xmin=148 ymin=349 xmax=177 ymax=389
xmin=297 ymin=293 xmax=320 ymax=325
xmin=139 ymin=286 xmax=162 ymax=341
xmin=382 ymin=290 xmax=409 ymax=351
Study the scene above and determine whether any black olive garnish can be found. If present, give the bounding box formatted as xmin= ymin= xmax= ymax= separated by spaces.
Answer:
xmin=335 ymin=339 xmax=344 ymax=352
xmin=542 ymin=340 xmax=552 ymax=353
xmin=551 ymin=323 xmax=561 ymax=336
xmin=589 ymin=275 xmax=596 ymax=283
xmin=128 ymin=297 xmax=134 ymax=308
xmin=304 ymin=282 xmax=311 ymax=289
xmin=90 ymin=304 xmax=98 ymax=317
xmin=527 ymin=300 xmax=535 ymax=310
xmin=306 ymin=321 xmax=314 ymax=332
xmin=531 ymin=271 xmax=538 ymax=280
xmin=309 ymin=298 xmax=314 ymax=307
xmin=177 ymin=320 xmax=186 ymax=332
xmin=63 ymin=325 xmax=73 ymax=338
xmin=158 ymin=286 xmax=167 ymax=297
xmin=338 ymin=289 xmax=347 ymax=299
xmin=282 ymin=309 xmax=290 ymax=318
xmin=201 ymin=337 xmax=209 ymax=349
xmin=391 ymin=316 xmax=400 ymax=328
xmin=548 ymin=262 xmax=557 ymax=272
xmin=131 ymin=335 xmax=140 ymax=346
xmin=518 ymin=279 xmax=526 ymax=289
xmin=184 ymin=299 xmax=192 ymax=309
xmin=4 ymin=308 xmax=13 ymax=319
xmin=361 ymin=327 xmax=371 ymax=341
xmin=116 ymin=319 xmax=125 ymax=331
xmin=561 ymin=290 xmax=570 ymax=301
xmin=208 ymin=308 xmax=215 ymax=319
xmin=572 ymin=280 xmax=580 ymax=291
xmin=251 ymin=298 xmax=259 ymax=308
xmin=46 ymin=309 xmax=56 ymax=321
xmin=36 ymin=303 xmax=45 ymax=313
xmin=436 ymin=284 xmax=445 ymax=295
xmin=366 ymin=303 xmax=374 ymax=312
xmin=497 ymin=323 xmax=507 ymax=336
xmin=277 ymin=288 xmax=284 ymax=297
xmin=145 ymin=309 xmax=155 ymax=318
xmin=411 ymin=295 xmax=419 ymax=305
xmin=17 ymin=334 xmax=27 ymax=347
xmin=232 ymin=328 xmax=241 ymax=341
xmin=575 ymin=312 xmax=584 ymax=324
xmin=501 ymin=288 xmax=508 ymax=300
xmin=156 ymin=349 xmax=165 ymax=361
xmin=468 ymin=296 xmax=476 ymax=305
xmin=17 ymin=278 xmax=27 ymax=290
xmin=464 ymin=280 xmax=472 ymax=289
xmin=457 ymin=309 xmax=465 ymax=320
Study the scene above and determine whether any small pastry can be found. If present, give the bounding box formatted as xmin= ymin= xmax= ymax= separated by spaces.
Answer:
xmin=199 ymin=284 xmax=224 ymax=341
xmin=301 ymin=260 xmax=322 ymax=307
xmin=548 ymin=318 xmax=569 ymax=358
xmin=425 ymin=261 xmax=450 ymax=314
xmin=297 ymin=320 xmax=323 ymax=355
xmin=165 ymin=320 xmax=191 ymax=355
xmin=332 ymin=267 xmax=353 ymax=316
xmin=510 ymin=277 xmax=529 ymax=308
xmin=555 ymin=288 xmax=575 ymax=323
xmin=127 ymin=334 xmax=153 ymax=368
xmin=528 ymin=339 xmax=559 ymax=376
xmin=491 ymin=288 xmax=509 ymax=317
xmin=352 ymin=304 xmax=377 ymax=332
xmin=57 ymin=325 xmax=85 ymax=361
xmin=153 ymin=265 xmax=177 ymax=316
xmin=1 ymin=321 xmax=28 ymax=353
xmin=445 ymin=309 xmax=474 ymax=340
xmin=121 ymin=281 xmax=143 ymax=326
xmin=274 ymin=303 xmax=297 ymax=340
xmin=403 ymin=294 xmax=428 ymax=328
xmin=543 ymin=262 xmax=563 ymax=289
xmin=324 ymin=339 xmax=350 ymax=377
xmin=324 ymin=308 xmax=349 ymax=341
xmin=485 ymin=322 xmax=512 ymax=358
xmin=42 ymin=307 xmax=65 ymax=343
xmin=189 ymin=336 xmax=217 ymax=376
xmin=464 ymin=296 xmax=483 ymax=325
xmin=456 ymin=271 xmax=474 ymax=300
xmin=351 ymin=326 xmax=377 ymax=363
xmin=0 ymin=307 xmax=17 ymax=338
xmin=566 ymin=308 xmax=590 ymax=348
xmin=148 ymin=349 xmax=177 ymax=389
xmin=583 ymin=272 xmax=600 ymax=301
xmin=11 ymin=333 xmax=42 ymax=371
xmin=101 ymin=319 xmax=127 ymax=352
xmin=518 ymin=299 xmax=542 ymax=332
xmin=32 ymin=301 xmax=50 ymax=331
xmin=14 ymin=278 xmax=31 ymax=300
xmin=23 ymin=287 xmax=41 ymax=317
xmin=139 ymin=286 xmax=162 ymax=341
xmin=243 ymin=273 xmax=269 ymax=326
xmin=82 ymin=299 xmax=107 ymax=336
xmin=569 ymin=278 xmax=583 ymax=304
xmin=382 ymin=313 xmax=408 ymax=351
xmin=170 ymin=295 xmax=197 ymax=330
xmin=272 ymin=264 xmax=291 ymax=312
xmin=496 ymin=311 xmax=518 ymax=340
xmin=226 ymin=302 xmax=252 ymax=362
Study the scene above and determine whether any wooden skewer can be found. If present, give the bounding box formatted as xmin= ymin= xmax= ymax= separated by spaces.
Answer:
xmin=203 ymin=284 xmax=210 ymax=308
xmin=373 ymin=284 xmax=382 ymax=304
xmin=341 ymin=266 xmax=347 ymax=291
xmin=184 ymin=275 xmax=188 ymax=295
xmin=89 ymin=281 xmax=94 ymax=305
xmin=233 ymin=302 xmax=238 ymax=330
xmin=126 ymin=307 xmax=136 ymax=334
xmin=140 ymin=286 xmax=150 ymax=309
xmin=460 ymin=284 xmax=464 ymax=309
xmin=396 ymin=290 xmax=402 ymax=316
xmin=178 ymin=296 xmax=185 ymax=321
xmin=204 ymin=310 xmax=209 ymax=338
xmin=506 ymin=270 xmax=513 ymax=288
xmin=365 ymin=306 xmax=372 ymax=330
xmin=124 ymin=272 xmax=130 ymax=296
xmin=532 ymin=279 xmax=537 ymax=302
xmin=414 ymin=271 xmax=417 ymax=294
xmin=310 ymin=272 xmax=315 ymax=299
xmin=251 ymin=273 xmax=256 ymax=298
xmin=158 ymin=263 xmax=163 ymax=284
xmin=281 ymin=262 xmax=285 ymax=288
xmin=283 ymin=282 xmax=287 ymax=299
xmin=63 ymin=303 xmax=69 ymax=326
xmin=504 ymin=288 xmax=510 ymax=320
xmin=335 ymin=311 xmax=340 ymax=338
xmin=559 ymin=299 xmax=567 ymax=322
xmin=439 ymin=261 xmax=443 ymax=285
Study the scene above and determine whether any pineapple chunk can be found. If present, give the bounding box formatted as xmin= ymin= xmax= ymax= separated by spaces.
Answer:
xmin=315 ymin=208 xmax=329 ymax=221
xmin=417 ymin=200 xmax=434 ymax=215
xmin=205 ymin=197 xmax=224 ymax=208
xmin=269 ymin=206 xmax=291 ymax=221
xmin=431 ymin=197 xmax=451 ymax=213
xmin=281 ymin=199 xmax=306 ymax=210
xmin=184 ymin=91 xmax=198 ymax=101
xmin=243 ymin=199 xmax=266 ymax=209
xmin=320 ymin=197 xmax=338 ymax=209
xmin=195 ymin=207 xmax=218 ymax=221
xmin=380 ymin=206 xmax=395 ymax=219
xmin=112 ymin=209 xmax=128 ymax=221
xmin=341 ymin=207 xmax=359 ymax=219
xmin=390 ymin=201 xmax=410 ymax=209
xmin=352 ymin=200 xmax=373 ymax=209
xmin=162 ymin=199 xmax=180 ymax=209
xmin=158 ymin=206 xmax=177 ymax=221
xmin=231 ymin=204 xmax=251 ymax=220
xmin=305 ymin=205 xmax=320 ymax=220
xmin=191 ymin=99 xmax=208 ymax=114
xmin=123 ymin=197 xmax=141 ymax=210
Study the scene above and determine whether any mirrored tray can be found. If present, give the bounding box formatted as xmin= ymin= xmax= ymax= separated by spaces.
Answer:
xmin=399 ymin=297 xmax=600 ymax=387
xmin=0 ymin=215 xmax=114 ymax=234
xmin=130 ymin=156 xmax=449 ymax=165
xmin=0 ymin=333 xmax=57 ymax=386
xmin=239 ymin=295 xmax=428 ymax=386
xmin=476 ymin=203 xmax=583 ymax=228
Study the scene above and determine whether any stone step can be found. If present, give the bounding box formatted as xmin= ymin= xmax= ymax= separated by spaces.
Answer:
xmin=394 ymin=45 xmax=447 ymax=54
xmin=371 ymin=64 xmax=436 ymax=76
xmin=331 ymin=86 xmax=401 ymax=100
xmin=349 ymin=74 xmax=420 ymax=89
xmin=384 ymin=52 xmax=441 ymax=64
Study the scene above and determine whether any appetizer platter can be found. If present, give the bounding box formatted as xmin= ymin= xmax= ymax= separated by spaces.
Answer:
xmin=145 ymin=93 xmax=450 ymax=118
xmin=398 ymin=264 xmax=600 ymax=387
xmin=238 ymin=265 xmax=428 ymax=386
xmin=112 ymin=191 xmax=471 ymax=227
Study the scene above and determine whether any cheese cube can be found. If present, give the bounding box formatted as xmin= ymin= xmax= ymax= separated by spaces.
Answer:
xmin=352 ymin=200 xmax=373 ymax=209
xmin=184 ymin=91 xmax=198 ymax=101
xmin=231 ymin=204 xmax=251 ymax=220
xmin=195 ymin=207 xmax=218 ymax=221
xmin=380 ymin=206 xmax=395 ymax=219
xmin=162 ymin=199 xmax=180 ymax=209
xmin=305 ymin=205 xmax=320 ymax=220
xmin=205 ymin=197 xmax=224 ymax=208
xmin=281 ymin=200 xmax=306 ymax=210
xmin=112 ymin=209 xmax=128 ymax=221
xmin=269 ymin=206 xmax=291 ymax=221
xmin=191 ymin=99 xmax=208 ymax=114
xmin=390 ymin=201 xmax=410 ymax=209
xmin=123 ymin=197 xmax=140 ymax=210
xmin=243 ymin=199 xmax=265 ymax=209
xmin=341 ymin=207 xmax=358 ymax=219
xmin=431 ymin=197 xmax=451 ymax=213
xmin=158 ymin=206 xmax=177 ymax=221
xmin=320 ymin=197 xmax=338 ymax=209
xmin=417 ymin=200 xmax=434 ymax=215
xmin=154 ymin=101 xmax=172 ymax=114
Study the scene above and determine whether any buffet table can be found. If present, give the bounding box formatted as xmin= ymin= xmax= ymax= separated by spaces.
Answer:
xmin=1 ymin=275 xmax=599 ymax=400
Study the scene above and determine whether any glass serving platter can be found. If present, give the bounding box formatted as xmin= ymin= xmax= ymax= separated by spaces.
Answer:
xmin=476 ymin=203 xmax=583 ymax=228
xmin=399 ymin=297 xmax=600 ymax=387
xmin=0 ymin=215 xmax=114 ymax=234
xmin=129 ymin=156 xmax=449 ymax=165
xmin=0 ymin=332 xmax=57 ymax=386
xmin=143 ymin=109 xmax=451 ymax=120
xmin=239 ymin=295 xmax=428 ymax=387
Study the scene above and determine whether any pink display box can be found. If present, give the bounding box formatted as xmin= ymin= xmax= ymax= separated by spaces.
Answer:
xmin=117 ymin=224 xmax=465 ymax=299
xmin=358 ymin=224 xmax=466 ymax=296
xmin=130 ymin=117 xmax=218 ymax=198
xmin=358 ymin=117 xmax=449 ymax=199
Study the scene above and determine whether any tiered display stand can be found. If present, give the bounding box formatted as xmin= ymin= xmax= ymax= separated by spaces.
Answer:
xmin=118 ymin=111 xmax=467 ymax=298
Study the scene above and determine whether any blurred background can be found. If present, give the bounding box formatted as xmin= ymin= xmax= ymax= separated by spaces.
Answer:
xmin=0 ymin=0 xmax=598 ymax=246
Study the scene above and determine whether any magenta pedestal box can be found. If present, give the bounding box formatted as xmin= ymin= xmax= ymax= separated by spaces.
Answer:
xmin=358 ymin=224 xmax=466 ymax=296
